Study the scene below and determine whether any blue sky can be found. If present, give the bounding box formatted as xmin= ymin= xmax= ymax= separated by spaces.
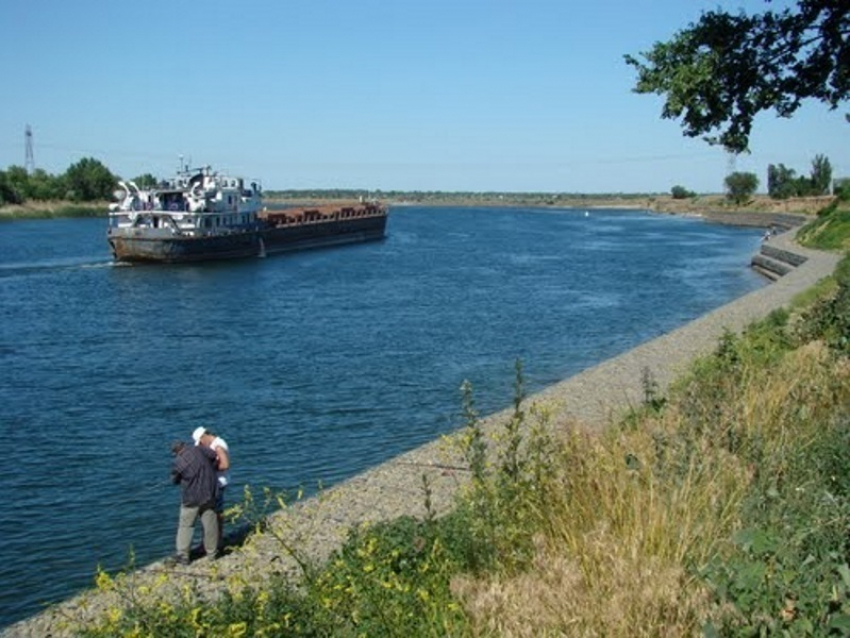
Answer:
xmin=1 ymin=0 xmax=845 ymax=193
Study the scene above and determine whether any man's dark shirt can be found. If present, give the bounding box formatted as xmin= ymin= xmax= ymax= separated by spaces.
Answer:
xmin=172 ymin=445 xmax=218 ymax=507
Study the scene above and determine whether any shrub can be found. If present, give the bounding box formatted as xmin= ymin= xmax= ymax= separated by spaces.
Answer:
xmin=671 ymin=185 xmax=695 ymax=199
xmin=725 ymin=171 xmax=759 ymax=204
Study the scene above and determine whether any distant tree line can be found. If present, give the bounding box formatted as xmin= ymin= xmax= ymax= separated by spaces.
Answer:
xmin=267 ymin=189 xmax=659 ymax=206
xmin=671 ymin=154 xmax=835 ymax=205
xmin=767 ymin=154 xmax=832 ymax=199
xmin=0 ymin=157 xmax=120 ymax=206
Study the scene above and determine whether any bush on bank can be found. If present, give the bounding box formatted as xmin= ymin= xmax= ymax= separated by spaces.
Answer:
xmin=76 ymin=207 xmax=850 ymax=636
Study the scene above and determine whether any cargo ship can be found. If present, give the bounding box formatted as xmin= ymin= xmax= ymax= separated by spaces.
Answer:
xmin=107 ymin=165 xmax=387 ymax=263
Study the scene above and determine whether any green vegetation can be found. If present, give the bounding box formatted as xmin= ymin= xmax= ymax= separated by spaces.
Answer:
xmin=724 ymin=171 xmax=759 ymax=205
xmin=798 ymin=199 xmax=850 ymax=251
xmin=769 ymin=155 xmax=834 ymax=199
xmin=266 ymin=188 xmax=661 ymax=208
xmin=63 ymin=158 xmax=119 ymax=203
xmin=625 ymin=1 xmax=849 ymax=153
xmin=671 ymin=185 xmax=696 ymax=200
xmin=0 ymin=203 xmax=103 ymax=220
xmin=72 ymin=201 xmax=850 ymax=636
xmin=0 ymin=158 xmax=117 ymax=206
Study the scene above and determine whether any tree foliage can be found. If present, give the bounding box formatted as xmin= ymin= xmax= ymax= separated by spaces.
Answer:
xmin=28 ymin=168 xmax=65 ymax=200
xmin=5 ymin=166 xmax=32 ymax=201
xmin=767 ymin=163 xmax=799 ymax=199
xmin=63 ymin=157 xmax=117 ymax=202
xmin=0 ymin=158 xmax=120 ymax=206
xmin=132 ymin=173 xmax=158 ymax=189
xmin=625 ymin=1 xmax=850 ymax=152
xmin=768 ymin=153 xmax=833 ymax=198
xmin=671 ymin=185 xmax=696 ymax=199
xmin=810 ymin=152 xmax=833 ymax=194
xmin=725 ymin=171 xmax=759 ymax=204
xmin=0 ymin=170 xmax=22 ymax=206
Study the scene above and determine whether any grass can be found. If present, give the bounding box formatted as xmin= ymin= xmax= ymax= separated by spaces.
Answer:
xmin=0 ymin=200 xmax=105 ymax=219
xmin=69 ymin=203 xmax=850 ymax=636
xmin=797 ymin=199 xmax=850 ymax=251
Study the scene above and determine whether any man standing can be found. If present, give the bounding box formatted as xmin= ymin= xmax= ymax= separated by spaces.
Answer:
xmin=192 ymin=427 xmax=230 ymax=552
xmin=170 ymin=440 xmax=219 ymax=565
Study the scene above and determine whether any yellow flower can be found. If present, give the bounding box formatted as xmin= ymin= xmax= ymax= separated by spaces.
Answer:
xmin=95 ymin=568 xmax=114 ymax=592
xmin=190 ymin=607 xmax=203 ymax=630
xmin=226 ymin=573 xmax=247 ymax=593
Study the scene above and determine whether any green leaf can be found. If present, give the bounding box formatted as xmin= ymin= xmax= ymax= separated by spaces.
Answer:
xmin=735 ymin=562 xmax=767 ymax=591
xmin=837 ymin=564 xmax=850 ymax=590
xmin=733 ymin=528 xmax=778 ymax=556
xmin=828 ymin=613 xmax=850 ymax=634
xmin=701 ymin=621 xmax=720 ymax=638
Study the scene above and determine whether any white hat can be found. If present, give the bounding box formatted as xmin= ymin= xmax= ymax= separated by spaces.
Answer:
xmin=192 ymin=427 xmax=207 ymax=445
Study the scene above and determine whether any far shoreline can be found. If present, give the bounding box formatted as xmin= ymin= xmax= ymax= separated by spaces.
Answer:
xmin=0 ymin=193 xmax=831 ymax=225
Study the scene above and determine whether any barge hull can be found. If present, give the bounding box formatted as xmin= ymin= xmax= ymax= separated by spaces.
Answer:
xmin=109 ymin=215 xmax=387 ymax=264
xmin=262 ymin=216 xmax=386 ymax=256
